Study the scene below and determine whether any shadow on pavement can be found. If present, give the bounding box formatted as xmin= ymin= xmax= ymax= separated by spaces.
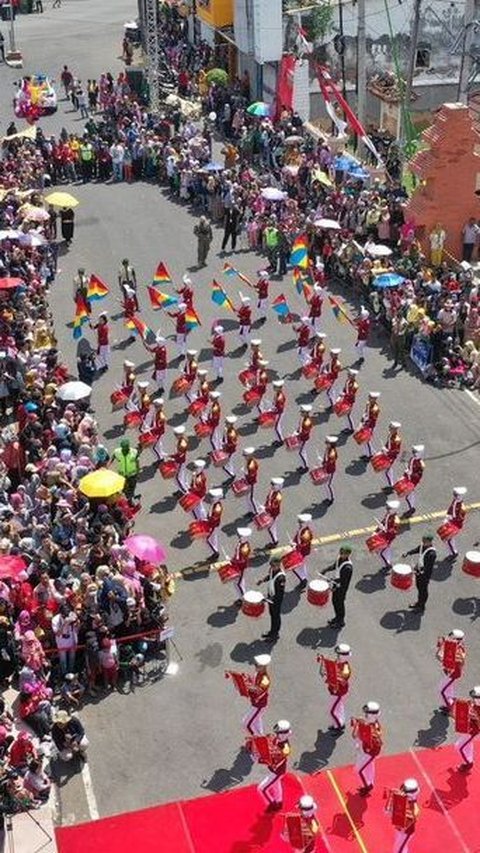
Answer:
xmin=380 ymin=608 xmax=422 ymax=633
xmin=296 ymin=625 xmax=340 ymax=649
xmin=296 ymin=728 xmax=339 ymax=773
xmin=355 ymin=569 xmax=388 ymax=594
xmin=207 ymin=605 xmax=240 ymax=628
xmin=194 ymin=642 xmax=223 ymax=670
xmin=451 ymin=596 xmax=480 ymax=621
xmin=414 ymin=708 xmax=450 ymax=748
xmin=230 ymin=639 xmax=270 ymax=662
xmin=201 ymin=746 xmax=253 ymax=793
xmin=433 ymin=558 xmax=455 ymax=583
xmin=345 ymin=458 xmax=369 ymax=477
xmin=361 ymin=492 xmax=387 ymax=510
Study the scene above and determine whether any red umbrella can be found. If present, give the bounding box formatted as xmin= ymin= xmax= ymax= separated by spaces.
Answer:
xmin=0 ymin=555 xmax=27 ymax=580
xmin=0 ymin=277 xmax=23 ymax=290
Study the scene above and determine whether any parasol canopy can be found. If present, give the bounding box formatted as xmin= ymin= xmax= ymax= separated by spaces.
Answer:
xmin=124 ymin=534 xmax=167 ymax=564
xmin=79 ymin=469 xmax=125 ymax=498
xmin=44 ymin=191 xmax=79 ymax=208
xmin=56 ymin=381 xmax=92 ymax=402
xmin=247 ymin=101 xmax=271 ymax=117
xmin=314 ymin=218 xmax=341 ymax=230
xmin=373 ymin=273 xmax=405 ymax=289
xmin=365 ymin=244 xmax=392 ymax=258
xmin=0 ymin=277 xmax=23 ymax=290
xmin=261 ymin=187 xmax=287 ymax=201
xmin=0 ymin=555 xmax=27 ymax=580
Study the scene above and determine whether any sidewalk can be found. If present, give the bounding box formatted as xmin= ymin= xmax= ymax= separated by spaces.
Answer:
xmin=0 ymin=804 xmax=56 ymax=853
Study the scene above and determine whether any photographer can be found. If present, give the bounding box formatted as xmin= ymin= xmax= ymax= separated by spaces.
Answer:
xmin=51 ymin=710 xmax=88 ymax=762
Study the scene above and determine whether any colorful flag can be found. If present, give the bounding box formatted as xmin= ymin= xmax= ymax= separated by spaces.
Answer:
xmin=74 ymin=294 xmax=90 ymax=322
xmin=290 ymin=235 xmax=309 ymax=269
xmin=87 ymin=274 xmax=109 ymax=302
xmin=293 ymin=266 xmax=313 ymax=299
xmin=272 ymin=294 xmax=290 ymax=317
xmin=147 ymin=286 xmax=177 ymax=310
xmin=152 ymin=262 xmax=172 ymax=286
xmin=211 ymin=280 xmax=235 ymax=311
xmin=72 ymin=316 xmax=84 ymax=339
xmin=185 ymin=307 xmax=201 ymax=330
xmin=328 ymin=295 xmax=352 ymax=326
xmin=130 ymin=314 xmax=156 ymax=345
xmin=222 ymin=262 xmax=253 ymax=287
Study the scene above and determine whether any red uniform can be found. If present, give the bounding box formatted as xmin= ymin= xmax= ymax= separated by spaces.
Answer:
xmin=177 ymin=283 xmax=194 ymax=309
xmin=295 ymin=525 xmax=313 ymax=557
xmin=191 ymin=471 xmax=207 ymax=499
xmin=173 ymin=435 xmax=188 ymax=465
xmin=309 ymin=291 xmax=323 ymax=318
xmin=265 ymin=487 xmax=282 ymax=519
xmin=212 ymin=332 xmax=225 ymax=356
xmin=153 ymin=408 xmax=166 ymax=437
xmin=274 ymin=388 xmax=286 ymax=413
xmin=343 ymin=376 xmax=359 ymax=404
xmin=208 ymin=399 xmax=221 ymax=427
xmin=363 ymin=399 xmax=380 ymax=430
xmin=232 ymin=540 xmax=251 ymax=573
xmin=311 ymin=337 xmax=326 ymax=367
xmin=385 ymin=430 xmax=402 ymax=462
xmin=153 ymin=345 xmax=167 ymax=371
xmin=246 ymin=457 xmax=259 ymax=485
xmin=323 ymin=445 xmax=338 ymax=474
xmin=224 ymin=425 xmax=238 ymax=455
xmin=355 ymin=317 xmax=371 ymax=342
xmin=249 ymin=670 xmax=270 ymax=708
xmin=209 ymin=500 xmax=223 ymax=529
xmin=381 ymin=509 xmax=400 ymax=543
xmin=238 ymin=305 xmax=252 ymax=328
xmin=255 ymin=277 xmax=269 ymax=300
xmin=446 ymin=498 xmax=466 ymax=530
xmin=184 ymin=355 xmax=198 ymax=383
xmin=299 ymin=414 xmax=313 ymax=442
xmin=297 ymin=323 xmax=311 ymax=347
xmin=407 ymin=457 xmax=424 ymax=486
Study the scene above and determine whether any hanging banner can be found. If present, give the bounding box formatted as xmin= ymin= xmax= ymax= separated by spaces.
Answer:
xmin=276 ymin=55 xmax=297 ymax=118
xmin=316 ymin=64 xmax=382 ymax=163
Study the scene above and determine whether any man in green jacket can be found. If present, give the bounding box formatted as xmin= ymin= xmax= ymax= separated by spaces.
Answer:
xmin=112 ymin=438 xmax=139 ymax=500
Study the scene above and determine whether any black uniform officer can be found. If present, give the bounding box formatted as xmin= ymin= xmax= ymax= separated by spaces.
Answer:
xmin=323 ymin=544 xmax=353 ymax=629
xmin=258 ymin=557 xmax=286 ymax=643
xmin=403 ymin=532 xmax=437 ymax=613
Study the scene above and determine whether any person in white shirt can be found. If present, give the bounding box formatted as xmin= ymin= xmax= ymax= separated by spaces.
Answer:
xmin=110 ymin=142 xmax=125 ymax=182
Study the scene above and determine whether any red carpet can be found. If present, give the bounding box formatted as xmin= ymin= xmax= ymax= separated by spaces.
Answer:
xmin=55 ymin=745 xmax=480 ymax=852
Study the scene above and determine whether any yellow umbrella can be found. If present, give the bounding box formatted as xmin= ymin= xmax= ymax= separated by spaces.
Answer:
xmin=79 ymin=469 xmax=125 ymax=498
xmin=44 ymin=191 xmax=80 ymax=209
xmin=312 ymin=169 xmax=333 ymax=188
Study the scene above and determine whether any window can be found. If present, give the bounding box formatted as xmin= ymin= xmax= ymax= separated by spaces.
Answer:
xmin=415 ymin=43 xmax=431 ymax=69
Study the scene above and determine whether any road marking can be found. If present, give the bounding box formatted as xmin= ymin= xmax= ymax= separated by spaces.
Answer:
xmin=409 ymin=749 xmax=470 ymax=853
xmin=81 ymin=760 xmax=100 ymax=821
xmin=326 ymin=769 xmax=369 ymax=853
xmin=465 ymin=388 xmax=480 ymax=408
xmin=174 ymin=502 xmax=480 ymax=580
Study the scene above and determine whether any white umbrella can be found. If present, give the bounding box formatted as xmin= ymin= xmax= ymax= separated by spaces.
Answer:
xmin=0 ymin=230 xmax=21 ymax=240
xmin=57 ymin=381 xmax=92 ymax=402
xmin=18 ymin=232 xmax=46 ymax=247
xmin=21 ymin=207 xmax=49 ymax=223
xmin=314 ymin=218 xmax=341 ymax=230
xmin=261 ymin=187 xmax=287 ymax=201
xmin=365 ymin=243 xmax=392 ymax=258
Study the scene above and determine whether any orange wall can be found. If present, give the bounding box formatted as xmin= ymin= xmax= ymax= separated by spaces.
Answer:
xmin=197 ymin=0 xmax=233 ymax=28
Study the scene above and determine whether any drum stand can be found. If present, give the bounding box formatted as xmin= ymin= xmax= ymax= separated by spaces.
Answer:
xmin=3 ymin=809 xmax=53 ymax=853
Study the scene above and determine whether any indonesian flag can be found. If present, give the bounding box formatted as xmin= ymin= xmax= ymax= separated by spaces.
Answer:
xmin=297 ymin=24 xmax=313 ymax=55
xmin=316 ymin=64 xmax=382 ymax=163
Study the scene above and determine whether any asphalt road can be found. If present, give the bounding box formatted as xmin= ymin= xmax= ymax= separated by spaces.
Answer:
xmin=2 ymin=0 xmax=480 ymax=831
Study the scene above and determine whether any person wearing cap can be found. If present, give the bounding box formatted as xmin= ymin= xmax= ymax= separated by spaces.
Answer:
xmin=308 ymin=284 xmax=324 ymax=332
xmin=291 ymin=513 xmax=313 ymax=588
xmin=377 ymin=421 xmax=402 ymax=488
xmin=236 ymin=295 xmax=252 ymax=346
xmin=297 ymin=404 xmax=313 ymax=471
xmin=399 ymin=445 xmax=425 ymax=513
xmin=283 ymin=795 xmax=319 ymax=852
xmin=242 ymin=447 xmax=259 ymax=516
xmin=453 ymin=684 xmax=480 ymax=770
xmin=90 ymin=312 xmax=110 ymax=372
xmin=151 ymin=398 xmax=166 ymax=462
xmin=385 ymin=778 xmax=420 ymax=852
xmin=167 ymin=302 xmax=188 ymax=357
xmin=206 ymin=488 xmax=223 ymax=559
xmin=192 ymin=369 xmax=211 ymax=422
xmin=206 ymin=390 xmax=222 ymax=450
xmin=51 ymin=710 xmax=89 ymax=762
xmin=376 ymin=499 xmax=400 ymax=569
xmin=322 ymin=544 xmax=353 ymax=628
xmin=148 ymin=332 xmax=167 ymax=393
xmin=334 ymin=367 xmax=358 ymax=432
xmin=258 ymin=556 xmax=286 ymax=642
xmin=272 ymin=379 xmax=286 ymax=444
xmin=319 ymin=643 xmax=352 ymax=733
xmin=122 ymin=285 xmax=139 ymax=343
xmin=118 ymin=258 xmax=137 ymax=299
xmin=320 ymin=347 xmax=342 ymax=406
xmin=211 ymin=324 xmax=225 ymax=381
xmin=243 ymin=654 xmax=271 ymax=735
xmin=176 ymin=274 xmax=194 ymax=310
xmin=440 ymin=486 xmax=467 ymax=558
xmin=222 ymin=414 xmax=238 ymax=477
xmin=321 ymin=435 xmax=338 ymax=504
xmin=189 ymin=459 xmax=208 ymax=520
xmin=256 ymin=719 xmax=291 ymax=810
xmin=295 ymin=316 xmax=312 ymax=366
xmin=402 ymin=533 xmax=437 ymax=613
xmin=231 ymin=527 xmax=253 ymax=603
xmin=354 ymin=306 xmax=371 ymax=364
xmin=183 ymin=349 xmax=199 ymax=402
xmin=120 ymin=360 xmax=136 ymax=408
xmin=254 ymin=270 xmax=270 ymax=324
xmin=262 ymin=477 xmax=284 ymax=547
xmin=73 ymin=267 xmax=89 ymax=304
xmin=112 ymin=438 xmax=140 ymax=500
xmin=357 ymin=391 xmax=381 ymax=459
xmin=171 ymin=426 xmax=189 ymax=492
xmin=436 ymin=629 xmax=466 ymax=712
xmin=308 ymin=331 xmax=327 ymax=375
xmin=351 ymin=701 xmax=383 ymax=795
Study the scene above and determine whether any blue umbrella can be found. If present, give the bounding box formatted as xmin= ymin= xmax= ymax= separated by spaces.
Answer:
xmin=373 ymin=273 xmax=405 ymax=289
xmin=347 ymin=166 xmax=370 ymax=181
xmin=205 ymin=162 xmax=223 ymax=172
xmin=334 ymin=153 xmax=359 ymax=171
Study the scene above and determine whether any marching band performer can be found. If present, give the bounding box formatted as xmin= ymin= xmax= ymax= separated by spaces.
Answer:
xmin=244 ymin=654 xmax=271 ymax=735
xmin=402 ymin=532 xmax=436 ymax=614
xmin=243 ymin=447 xmax=259 ymax=516
xmin=296 ymin=316 xmax=312 ymax=366
xmin=310 ymin=331 xmax=327 ymax=370
xmin=172 ymin=425 xmax=189 ymax=493
xmin=351 ymin=701 xmax=383 ymax=795
xmin=254 ymin=270 xmax=270 ymax=324
xmin=436 ymin=629 xmax=466 ymax=712
xmin=334 ymin=367 xmax=359 ymax=432
xmin=254 ymin=719 xmax=291 ymax=811
xmin=324 ymin=347 xmax=342 ymax=406
xmin=168 ymin=301 xmax=187 ymax=357
xmin=385 ymin=778 xmax=420 ymax=853
xmin=368 ymin=499 xmax=400 ymax=570
xmin=254 ymin=358 xmax=270 ymax=413
xmin=282 ymin=795 xmax=319 ymax=853
xmin=292 ymin=513 xmax=313 ymax=589
xmin=232 ymin=527 xmax=253 ymax=603
xmin=453 ymin=685 xmax=480 ymax=771
xmin=318 ymin=643 xmax=352 ymax=734
xmin=206 ymin=487 xmax=223 ymax=560
xmin=402 ymin=445 xmax=425 ymax=513
xmin=321 ymin=435 xmax=338 ymax=504
xmin=183 ymin=349 xmax=199 ymax=402
xmin=211 ymin=324 xmax=225 ymax=381
xmin=354 ymin=306 xmax=371 ymax=364
xmin=189 ymin=459 xmax=208 ymax=520
xmin=438 ymin=486 xmax=467 ymax=558
xmin=356 ymin=391 xmax=381 ymax=459
xmin=322 ymin=544 xmax=353 ymax=629
xmin=308 ymin=284 xmax=324 ymax=332
xmin=272 ymin=379 xmax=287 ymax=444
xmin=262 ymin=477 xmax=284 ymax=548
xmin=151 ymin=398 xmax=166 ymax=462
xmin=222 ymin=414 xmax=239 ymax=478
xmin=382 ymin=421 xmax=402 ymax=488
xmin=125 ymin=376 xmax=147 ymax=416
xmin=111 ymin=359 xmax=136 ymax=411
xmin=236 ymin=295 xmax=252 ymax=347
xmin=297 ymin=404 xmax=313 ymax=471
xmin=176 ymin=274 xmax=194 ymax=310
xmin=149 ymin=332 xmax=167 ymax=393
xmin=206 ymin=390 xmax=222 ymax=450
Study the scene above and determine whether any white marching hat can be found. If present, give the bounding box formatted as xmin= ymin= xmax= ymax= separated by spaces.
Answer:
xmin=214 ymin=325 xmax=224 ymax=333
xmin=336 ymin=643 xmax=351 ymax=656
xmin=347 ymin=367 xmax=358 ymax=376
xmin=99 ymin=311 xmax=108 ymax=318
xmin=123 ymin=360 xmax=134 ymax=368
xmin=187 ymin=349 xmax=198 ymax=357
xmin=251 ymin=339 xmax=262 ymax=347
xmin=453 ymin=486 xmax=467 ymax=497
xmin=183 ymin=274 xmax=193 ymax=285
xmin=197 ymin=369 xmax=208 ymax=377
xmin=226 ymin=415 xmax=238 ymax=424
xmin=258 ymin=359 xmax=269 ymax=367
xmin=301 ymin=316 xmax=310 ymax=324
xmin=331 ymin=347 xmax=342 ymax=355
xmin=254 ymin=654 xmax=271 ymax=667
xmin=177 ymin=302 xmax=187 ymax=310
xmin=450 ymin=629 xmax=465 ymax=640
xmin=274 ymin=719 xmax=291 ymax=734
xmin=237 ymin=527 xmax=252 ymax=538
xmin=387 ymin=499 xmax=400 ymax=510
xmin=360 ymin=306 xmax=370 ymax=317
xmin=138 ymin=380 xmax=149 ymax=390
xmin=243 ymin=447 xmax=255 ymax=456
xmin=258 ymin=270 xmax=269 ymax=279
xmin=315 ymin=331 xmax=327 ymax=339
xmin=194 ymin=459 xmax=206 ymax=470
xmin=326 ymin=435 xmax=338 ymax=444
xmin=209 ymin=488 xmax=223 ymax=499
xmin=272 ymin=379 xmax=284 ymax=388
xmin=412 ymin=444 xmax=424 ymax=455
xmin=298 ymin=513 xmax=312 ymax=523
xmin=364 ymin=701 xmax=380 ymax=715
xmin=369 ymin=391 xmax=381 ymax=398
xmin=389 ymin=421 xmax=401 ymax=429
xmin=402 ymin=778 xmax=419 ymax=794
xmin=271 ymin=477 xmax=285 ymax=487
xmin=155 ymin=332 xmax=165 ymax=343
xmin=153 ymin=398 xmax=164 ymax=407
xmin=470 ymin=685 xmax=480 ymax=699
xmin=299 ymin=795 xmax=317 ymax=812
xmin=210 ymin=391 xmax=221 ymax=399
xmin=241 ymin=295 xmax=251 ymax=304
xmin=173 ymin=426 xmax=186 ymax=435
xmin=300 ymin=404 xmax=312 ymax=413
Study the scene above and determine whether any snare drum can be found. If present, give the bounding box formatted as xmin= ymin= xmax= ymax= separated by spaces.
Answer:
xmin=285 ymin=434 xmax=301 ymax=451
xmin=159 ymin=459 xmax=178 ymax=479
xmin=371 ymin=452 xmax=391 ymax=472
xmin=310 ymin=466 xmax=329 ymax=485
xmin=242 ymin=591 xmax=265 ymax=617
xmin=179 ymin=492 xmax=202 ymax=513
xmin=462 ymin=550 xmax=480 ymax=577
xmin=258 ymin=410 xmax=277 ymax=428
xmin=254 ymin=511 xmax=273 ymax=530
xmin=281 ymin=549 xmax=304 ymax=571
xmin=314 ymin=373 xmax=332 ymax=392
xmin=138 ymin=430 xmax=156 ymax=448
xmin=333 ymin=397 xmax=352 ymax=417
xmin=124 ymin=411 xmax=142 ymax=429
xmin=110 ymin=389 xmax=128 ymax=411
xmin=366 ymin=531 xmax=389 ymax=553
xmin=189 ymin=399 xmax=207 ymax=418
xmin=171 ymin=376 xmax=191 ymax=396
xmin=188 ymin=520 xmax=211 ymax=540
xmin=218 ymin=563 xmax=240 ymax=583
xmin=232 ymin=478 xmax=249 ymax=496
xmin=307 ymin=579 xmax=330 ymax=606
xmin=195 ymin=422 xmax=213 ymax=438
xmin=391 ymin=564 xmax=413 ymax=590
xmin=353 ymin=426 xmax=372 ymax=446
xmin=437 ymin=520 xmax=459 ymax=542
xmin=210 ymin=449 xmax=228 ymax=466
xmin=243 ymin=388 xmax=262 ymax=407
xmin=393 ymin=476 xmax=414 ymax=496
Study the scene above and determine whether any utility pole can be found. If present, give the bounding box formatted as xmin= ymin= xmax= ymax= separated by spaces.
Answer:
xmin=338 ymin=0 xmax=347 ymax=102
xmin=403 ymin=0 xmax=422 ymax=140
xmin=458 ymin=0 xmax=476 ymax=103
xmin=145 ymin=0 xmax=160 ymax=114
xmin=356 ymin=0 xmax=366 ymax=146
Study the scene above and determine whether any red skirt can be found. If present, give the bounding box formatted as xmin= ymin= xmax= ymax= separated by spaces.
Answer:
xmin=171 ymin=376 xmax=192 ymax=396
xmin=195 ymin=422 xmax=213 ymax=438
xmin=333 ymin=397 xmax=353 ymax=417
xmin=257 ymin=410 xmax=277 ymax=428
xmin=210 ymin=449 xmax=228 ymax=466
xmin=188 ymin=520 xmax=211 ymax=540
xmin=366 ymin=531 xmax=390 ymax=553
xmin=179 ymin=492 xmax=202 ymax=512
xmin=393 ymin=476 xmax=415 ymax=496
xmin=189 ymin=399 xmax=207 ymax=418
xmin=124 ymin=411 xmax=142 ymax=429
xmin=353 ymin=425 xmax=373 ymax=445
xmin=159 ymin=459 xmax=178 ymax=479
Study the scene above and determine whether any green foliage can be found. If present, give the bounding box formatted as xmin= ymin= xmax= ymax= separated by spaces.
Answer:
xmin=304 ymin=5 xmax=334 ymax=42
xmin=206 ymin=68 xmax=229 ymax=87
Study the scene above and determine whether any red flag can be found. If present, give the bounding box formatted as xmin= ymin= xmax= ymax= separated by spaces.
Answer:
xmin=276 ymin=55 xmax=297 ymax=119
xmin=316 ymin=65 xmax=381 ymax=162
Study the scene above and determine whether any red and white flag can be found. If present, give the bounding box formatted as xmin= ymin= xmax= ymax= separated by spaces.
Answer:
xmin=316 ymin=64 xmax=382 ymax=163
xmin=297 ymin=24 xmax=313 ymax=55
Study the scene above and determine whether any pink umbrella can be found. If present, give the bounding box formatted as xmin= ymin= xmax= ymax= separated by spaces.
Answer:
xmin=0 ymin=555 xmax=27 ymax=580
xmin=0 ymin=277 xmax=23 ymax=290
xmin=124 ymin=534 xmax=167 ymax=564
